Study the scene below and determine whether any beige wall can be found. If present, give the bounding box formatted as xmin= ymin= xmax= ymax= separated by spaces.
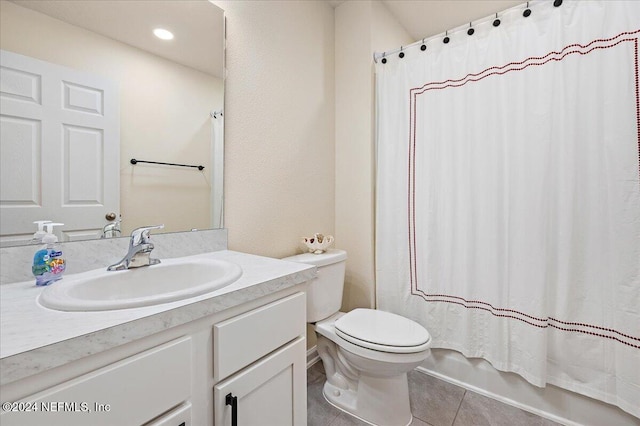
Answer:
xmin=0 ymin=1 xmax=223 ymax=235
xmin=335 ymin=1 xmax=412 ymax=312
xmin=214 ymin=0 xmax=335 ymax=259
xmin=215 ymin=0 xmax=408 ymax=347
xmin=213 ymin=0 xmax=335 ymax=350
xmin=371 ymin=1 xmax=414 ymax=54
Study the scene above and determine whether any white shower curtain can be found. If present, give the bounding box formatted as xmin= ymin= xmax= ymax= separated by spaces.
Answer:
xmin=211 ymin=112 xmax=224 ymax=229
xmin=375 ymin=0 xmax=640 ymax=417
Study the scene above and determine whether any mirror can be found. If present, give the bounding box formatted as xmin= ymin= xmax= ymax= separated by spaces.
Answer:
xmin=0 ymin=0 xmax=225 ymax=247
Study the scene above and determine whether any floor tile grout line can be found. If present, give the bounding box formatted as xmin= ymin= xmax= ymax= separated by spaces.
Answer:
xmin=411 ymin=404 xmax=432 ymax=426
xmin=326 ymin=411 xmax=342 ymax=426
xmin=450 ymin=389 xmax=467 ymax=426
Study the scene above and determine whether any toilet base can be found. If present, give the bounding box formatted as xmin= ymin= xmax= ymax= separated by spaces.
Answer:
xmin=322 ymin=374 xmax=413 ymax=426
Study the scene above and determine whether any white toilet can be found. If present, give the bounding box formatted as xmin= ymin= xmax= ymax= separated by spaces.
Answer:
xmin=283 ymin=249 xmax=431 ymax=426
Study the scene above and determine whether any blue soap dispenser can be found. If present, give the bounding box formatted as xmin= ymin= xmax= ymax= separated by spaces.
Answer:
xmin=32 ymin=222 xmax=66 ymax=286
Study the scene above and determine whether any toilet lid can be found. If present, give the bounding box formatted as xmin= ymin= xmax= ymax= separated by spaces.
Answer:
xmin=334 ymin=309 xmax=431 ymax=354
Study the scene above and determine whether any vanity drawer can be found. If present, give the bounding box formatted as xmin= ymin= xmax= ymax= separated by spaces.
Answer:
xmin=214 ymin=292 xmax=305 ymax=380
xmin=1 ymin=337 xmax=191 ymax=426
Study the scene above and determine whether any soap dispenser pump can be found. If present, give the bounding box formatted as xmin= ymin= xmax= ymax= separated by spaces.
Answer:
xmin=32 ymin=222 xmax=66 ymax=286
xmin=32 ymin=220 xmax=52 ymax=243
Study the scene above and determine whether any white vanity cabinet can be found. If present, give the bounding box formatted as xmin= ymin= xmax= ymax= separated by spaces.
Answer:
xmin=0 ymin=288 xmax=307 ymax=426
xmin=213 ymin=292 xmax=307 ymax=426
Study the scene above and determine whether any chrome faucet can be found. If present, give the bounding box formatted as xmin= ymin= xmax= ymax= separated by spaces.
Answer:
xmin=107 ymin=225 xmax=164 ymax=271
xmin=100 ymin=221 xmax=121 ymax=239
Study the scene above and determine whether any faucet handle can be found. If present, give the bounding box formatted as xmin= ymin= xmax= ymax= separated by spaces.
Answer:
xmin=130 ymin=224 xmax=164 ymax=245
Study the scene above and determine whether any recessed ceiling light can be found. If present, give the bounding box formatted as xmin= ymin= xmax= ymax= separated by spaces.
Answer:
xmin=153 ymin=28 xmax=174 ymax=40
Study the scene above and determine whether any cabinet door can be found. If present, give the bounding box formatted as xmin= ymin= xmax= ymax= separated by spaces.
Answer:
xmin=214 ymin=336 xmax=306 ymax=426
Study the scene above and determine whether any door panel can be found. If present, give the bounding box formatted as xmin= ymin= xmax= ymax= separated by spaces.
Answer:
xmin=0 ymin=50 xmax=119 ymax=244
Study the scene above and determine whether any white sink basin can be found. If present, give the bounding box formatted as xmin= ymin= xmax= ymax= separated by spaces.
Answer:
xmin=38 ymin=257 xmax=243 ymax=311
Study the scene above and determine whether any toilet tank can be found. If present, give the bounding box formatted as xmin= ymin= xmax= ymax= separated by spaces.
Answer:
xmin=282 ymin=249 xmax=347 ymax=323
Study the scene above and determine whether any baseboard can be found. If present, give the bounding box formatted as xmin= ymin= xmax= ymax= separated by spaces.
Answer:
xmin=307 ymin=345 xmax=320 ymax=369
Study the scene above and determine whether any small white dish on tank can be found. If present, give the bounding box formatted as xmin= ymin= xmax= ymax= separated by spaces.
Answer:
xmin=302 ymin=233 xmax=334 ymax=254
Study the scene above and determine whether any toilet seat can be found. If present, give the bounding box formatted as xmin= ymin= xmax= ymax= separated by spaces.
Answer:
xmin=334 ymin=309 xmax=431 ymax=354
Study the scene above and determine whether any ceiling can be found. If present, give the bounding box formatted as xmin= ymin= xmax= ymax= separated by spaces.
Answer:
xmin=381 ymin=0 xmax=523 ymax=41
xmin=12 ymin=0 xmax=526 ymax=77
xmin=328 ymin=0 xmax=525 ymax=43
xmin=10 ymin=0 xmax=224 ymax=78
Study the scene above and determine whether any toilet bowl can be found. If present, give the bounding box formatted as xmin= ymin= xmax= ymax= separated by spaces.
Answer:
xmin=282 ymin=250 xmax=431 ymax=426
xmin=315 ymin=311 xmax=431 ymax=426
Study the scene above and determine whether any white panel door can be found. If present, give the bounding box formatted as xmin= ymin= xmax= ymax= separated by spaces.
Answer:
xmin=0 ymin=50 xmax=119 ymax=244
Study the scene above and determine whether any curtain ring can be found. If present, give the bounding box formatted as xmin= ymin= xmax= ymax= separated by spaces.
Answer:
xmin=523 ymin=2 xmax=532 ymax=17
xmin=399 ymin=46 xmax=405 ymax=59
xmin=467 ymin=22 xmax=475 ymax=36
xmin=420 ymin=38 xmax=426 ymax=51
xmin=381 ymin=52 xmax=387 ymax=64
xmin=443 ymin=30 xmax=450 ymax=44
xmin=493 ymin=13 xmax=501 ymax=27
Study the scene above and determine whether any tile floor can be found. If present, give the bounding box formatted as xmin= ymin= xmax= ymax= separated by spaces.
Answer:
xmin=307 ymin=361 xmax=561 ymax=426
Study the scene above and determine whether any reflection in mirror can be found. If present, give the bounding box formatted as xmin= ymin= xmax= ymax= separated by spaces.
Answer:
xmin=0 ymin=0 xmax=224 ymax=247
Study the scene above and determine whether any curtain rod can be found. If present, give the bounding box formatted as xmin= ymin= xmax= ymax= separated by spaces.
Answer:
xmin=373 ymin=0 xmax=560 ymax=63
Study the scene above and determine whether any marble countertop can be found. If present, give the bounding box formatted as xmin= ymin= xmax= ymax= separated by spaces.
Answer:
xmin=0 ymin=250 xmax=315 ymax=385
